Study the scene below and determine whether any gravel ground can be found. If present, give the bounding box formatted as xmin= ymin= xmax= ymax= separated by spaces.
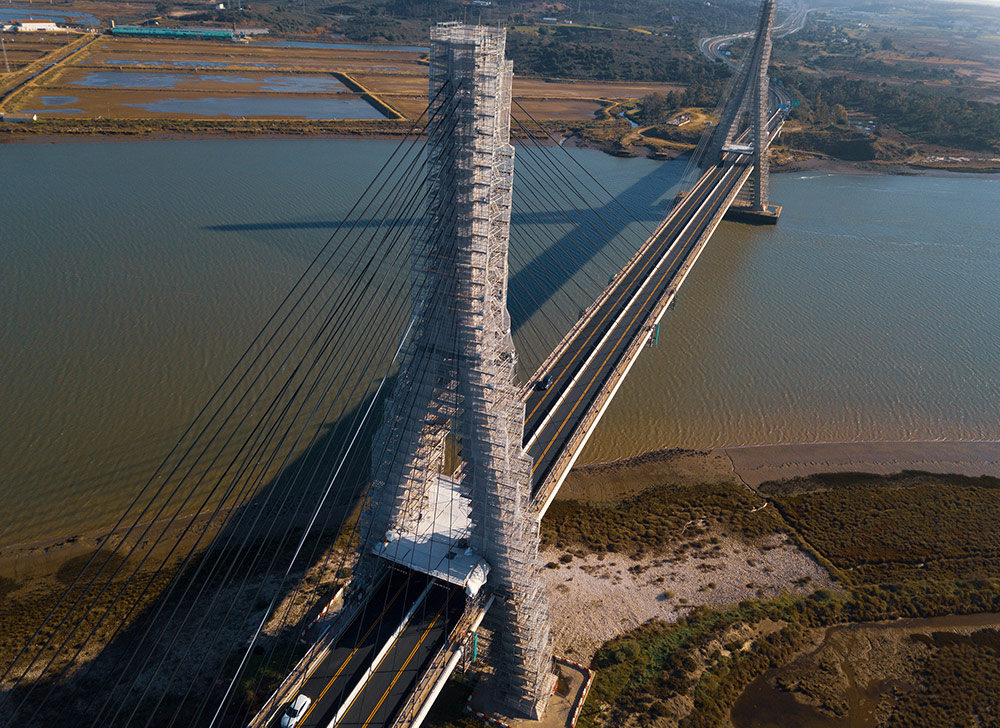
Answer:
xmin=541 ymin=532 xmax=834 ymax=662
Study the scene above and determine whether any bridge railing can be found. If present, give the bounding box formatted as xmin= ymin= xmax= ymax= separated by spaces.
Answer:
xmin=248 ymin=570 xmax=389 ymax=728
xmin=389 ymin=590 xmax=493 ymax=728
xmin=247 ymin=630 xmax=332 ymax=728
xmin=530 ymin=162 xmax=755 ymax=519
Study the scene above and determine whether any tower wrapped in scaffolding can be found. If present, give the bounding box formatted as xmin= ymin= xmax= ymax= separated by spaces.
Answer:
xmin=359 ymin=22 xmax=554 ymax=719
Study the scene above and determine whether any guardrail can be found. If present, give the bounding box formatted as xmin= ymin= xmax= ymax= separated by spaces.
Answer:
xmin=390 ymin=591 xmax=493 ymax=728
xmin=530 ymin=162 xmax=753 ymax=519
xmin=248 ymin=571 xmax=389 ymax=728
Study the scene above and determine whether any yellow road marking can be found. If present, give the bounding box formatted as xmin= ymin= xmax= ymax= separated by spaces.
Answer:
xmin=296 ymin=579 xmax=410 ymax=726
xmin=523 ymin=165 xmax=726 ymax=427
xmin=522 ymin=116 xmax=771 ymax=433
xmin=361 ymin=607 xmax=443 ymax=728
xmin=531 ymin=165 xmax=741 ymax=474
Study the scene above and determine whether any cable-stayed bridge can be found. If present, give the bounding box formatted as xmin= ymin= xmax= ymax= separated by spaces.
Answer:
xmin=0 ymin=1 xmax=785 ymax=726
xmin=251 ymin=5 xmax=782 ymax=726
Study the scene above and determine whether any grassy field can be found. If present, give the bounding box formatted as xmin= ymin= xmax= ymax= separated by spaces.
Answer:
xmin=534 ymin=469 xmax=1000 ymax=728
xmin=542 ymin=481 xmax=782 ymax=557
xmin=760 ymin=472 xmax=1000 ymax=586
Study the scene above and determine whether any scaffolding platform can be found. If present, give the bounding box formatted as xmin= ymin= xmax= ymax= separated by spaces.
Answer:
xmin=372 ymin=474 xmax=490 ymax=595
xmin=722 ymin=142 xmax=754 ymax=155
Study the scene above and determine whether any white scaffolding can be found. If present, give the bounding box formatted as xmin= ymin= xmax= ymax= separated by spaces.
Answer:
xmin=359 ymin=23 xmax=554 ymax=719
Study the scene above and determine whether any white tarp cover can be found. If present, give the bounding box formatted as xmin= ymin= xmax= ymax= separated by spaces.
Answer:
xmin=373 ymin=473 xmax=491 ymax=589
xmin=465 ymin=560 xmax=489 ymax=597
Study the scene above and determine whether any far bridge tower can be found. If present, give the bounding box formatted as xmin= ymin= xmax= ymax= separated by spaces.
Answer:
xmin=710 ymin=0 xmax=782 ymax=222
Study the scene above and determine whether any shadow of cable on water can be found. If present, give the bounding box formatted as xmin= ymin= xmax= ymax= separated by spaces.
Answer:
xmin=200 ymin=157 xmax=684 ymax=370
xmin=508 ymin=158 xmax=683 ymax=329
xmin=2 ymin=153 xmax=693 ymax=727
xmin=1 ymin=383 xmax=392 ymax=728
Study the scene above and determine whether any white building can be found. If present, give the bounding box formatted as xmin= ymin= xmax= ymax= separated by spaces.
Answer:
xmin=14 ymin=19 xmax=61 ymax=32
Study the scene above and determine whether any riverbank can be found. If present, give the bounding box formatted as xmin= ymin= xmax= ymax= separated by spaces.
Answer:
xmin=0 ymin=503 xmax=353 ymax=718
xmin=542 ymin=439 xmax=1000 ymax=663
xmin=4 ymin=124 xmax=998 ymax=175
xmin=568 ymin=457 xmax=1000 ymax=728
xmin=723 ymin=440 xmax=1000 ymax=487
xmin=5 ymin=440 xmax=998 ymax=579
xmin=5 ymin=441 xmax=999 ymax=721
xmin=559 ymin=440 xmax=1000 ymax=503
xmin=771 ymin=153 xmax=1000 ymax=176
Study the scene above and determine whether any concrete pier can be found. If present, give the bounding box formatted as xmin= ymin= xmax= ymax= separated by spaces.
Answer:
xmin=724 ymin=203 xmax=782 ymax=225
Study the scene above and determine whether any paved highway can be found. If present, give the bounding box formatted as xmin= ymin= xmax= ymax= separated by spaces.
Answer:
xmin=273 ymin=153 xmax=769 ymax=728
xmin=329 ymin=581 xmax=463 ymax=728
xmin=278 ymin=569 xmax=460 ymax=728
xmin=698 ymin=1 xmax=810 ymax=107
xmin=289 ymin=569 xmax=425 ymax=728
xmin=522 ymin=156 xmax=751 ymax=498
xmin=265 ymin=157 xmax=758 ymax=728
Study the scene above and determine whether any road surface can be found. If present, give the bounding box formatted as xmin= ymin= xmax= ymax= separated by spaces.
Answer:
xmin=522 ymin=156 xmax=751 ymax=496
xmin=282 ymin=569 xmax=437 ymax=728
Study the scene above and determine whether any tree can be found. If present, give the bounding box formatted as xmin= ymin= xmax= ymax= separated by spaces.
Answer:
xmin=814 ymin=98 xmax=830 ymax=125
xmin=831 ymin=103 xmax=848 ymax=125
xmin=639 ymin=92 xmax=673 ymax=123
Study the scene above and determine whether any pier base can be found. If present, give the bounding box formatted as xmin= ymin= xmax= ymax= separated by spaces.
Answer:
xmin=468 ymin=657 xmax=591 ymax=727
xmin=724 ymin=203 xmax=781 ymax=225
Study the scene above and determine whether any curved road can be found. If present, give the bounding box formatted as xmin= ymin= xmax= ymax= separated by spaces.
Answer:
xmin=698 ymin=0 xmax=812 ymax=107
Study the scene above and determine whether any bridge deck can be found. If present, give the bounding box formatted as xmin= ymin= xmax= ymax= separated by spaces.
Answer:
xmin=523 ymin=157 xmax=752 ymax=512
xmin=255 ymin=115 xmax=782 ymax=728
xmin=327 ymin=581 xmax=464 ymax=728
xmin=290 ymin=570 xmax=426 ymax=728
xmin=264 ymin=570 xmax=461 ymax=728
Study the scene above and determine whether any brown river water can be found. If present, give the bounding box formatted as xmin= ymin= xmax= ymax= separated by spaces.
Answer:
xmin=2 ymin=139 xmax=999 ymax=547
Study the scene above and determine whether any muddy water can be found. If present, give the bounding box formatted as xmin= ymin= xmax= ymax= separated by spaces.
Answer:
xmin=2 ymin=139 xmax=1000 ymax=547
xmin=104 ymin=60 xmax=279 ymax=69
xmin=731 ymin=613 xmax=1000 ymax=728
xmin=72 ymin=71 xmax=351 ymax=93
xmin=120 ymin=96 xmax=384 ymax=119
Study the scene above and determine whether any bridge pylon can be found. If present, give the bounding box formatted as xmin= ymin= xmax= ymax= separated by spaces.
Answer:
xmin=709 ymin=0 xmax=782 ymax=223
xmin=357 ymin=23 xmax=554 ymax=721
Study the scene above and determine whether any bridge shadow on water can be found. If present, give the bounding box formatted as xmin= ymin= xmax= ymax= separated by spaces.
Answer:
xmin=9 ymin=154 xmax=689 ymax=728
xmin=9 ymin=385 xmax=393 ymax=728
xmin=507 ymin=156 xmax=684 ymax=336
xmin=201 ymin=154 xmax=685 ymax=346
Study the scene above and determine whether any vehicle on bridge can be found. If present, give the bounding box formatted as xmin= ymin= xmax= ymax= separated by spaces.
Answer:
xmin=280 ymin=694 xmax=311 ymax=727
xmin=535 ymin=374 xmax=553 ymax=391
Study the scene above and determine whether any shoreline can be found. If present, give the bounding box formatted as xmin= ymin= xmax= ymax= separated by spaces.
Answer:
xmin=559 ymin=439 xmax=1000 ymax=503
xmin=3 ymin=129 xmax=998 ymax=176
xmin=5 ymin=439 xmax=998 ymax=577
xmin=722 ymin=439 xmax=1000 ymax=487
